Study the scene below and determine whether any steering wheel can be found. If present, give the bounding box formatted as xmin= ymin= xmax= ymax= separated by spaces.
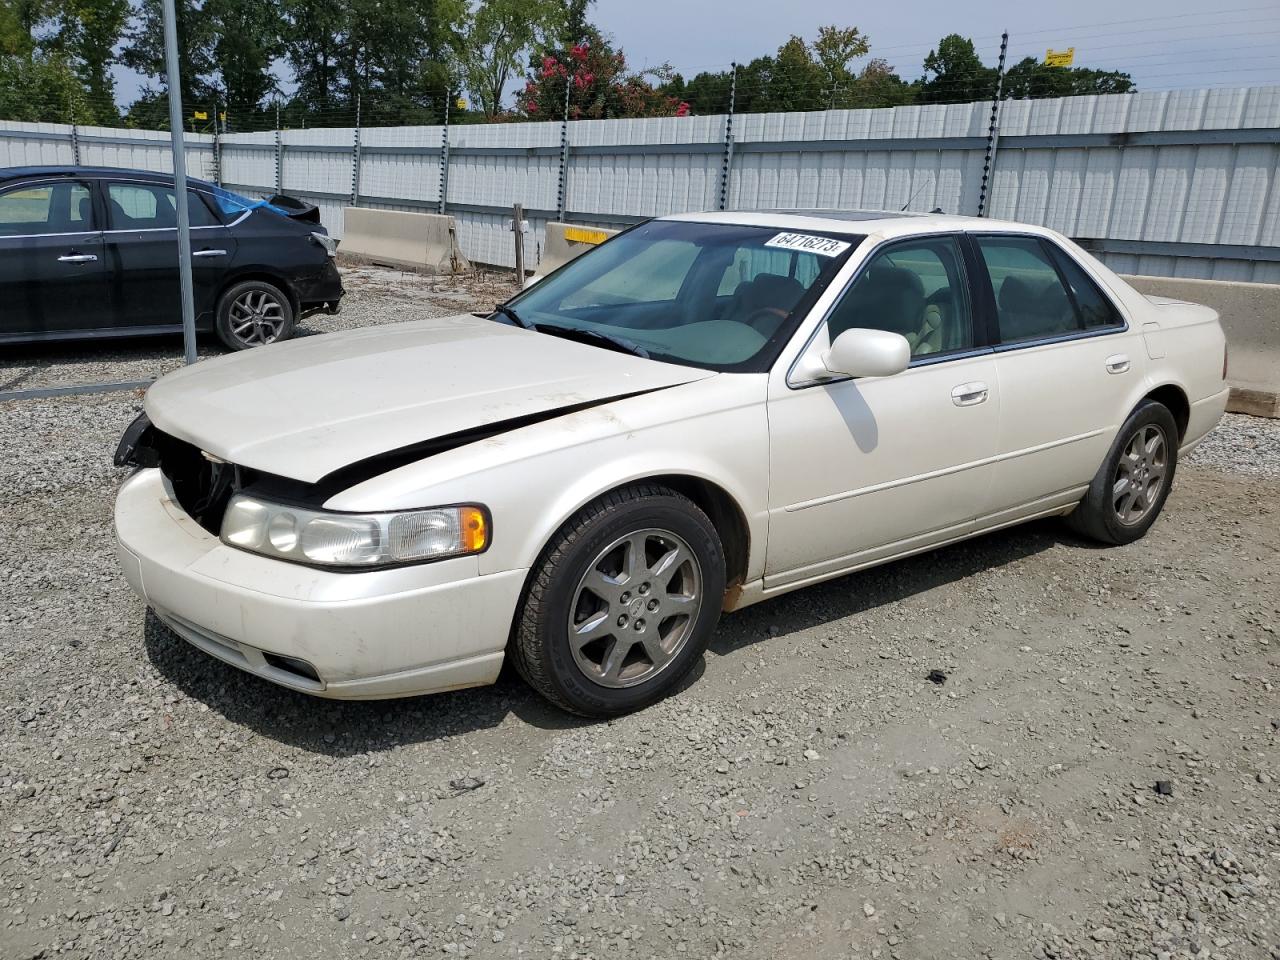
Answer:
xmin=740 ymin=306 xmax=789 ymax=336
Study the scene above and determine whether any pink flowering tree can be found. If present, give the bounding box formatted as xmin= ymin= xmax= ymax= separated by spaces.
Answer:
xmin=521 ymin=32 xmax=688 ymax=120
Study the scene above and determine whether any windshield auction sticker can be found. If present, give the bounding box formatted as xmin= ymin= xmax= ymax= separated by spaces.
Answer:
xmin=764 ymin=232 xmax=852 ymax=257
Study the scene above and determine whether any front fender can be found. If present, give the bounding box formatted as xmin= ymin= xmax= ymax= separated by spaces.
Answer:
xmin=325 ymin=375 xmax=772 ymax=583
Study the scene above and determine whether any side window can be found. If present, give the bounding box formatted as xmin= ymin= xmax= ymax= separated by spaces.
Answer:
xmin=826 ymin=236 xmax=973 ymax=357
xmin=1047 ymin=245 xmax=1123 ymax=329
xmin=560 ymin=239 xmax=698 ymax=308
xmin=0 ymin=182 xmax=94 ymax=235
xmin=107 ymin=183 xmax=218 ymax=229
xmin=976 ymin=236 xmax=1080 ymax=344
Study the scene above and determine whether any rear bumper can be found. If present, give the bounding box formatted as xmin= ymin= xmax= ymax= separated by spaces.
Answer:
xmin=114 ymin=468 xmax=525 ymax=699
xmin=1181 ymin=386 xmax=1230 ymax=454
xmin=295 ymin=259 xmax=344 ymax=312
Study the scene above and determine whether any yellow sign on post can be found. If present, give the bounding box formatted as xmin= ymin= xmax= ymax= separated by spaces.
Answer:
xmin=1044 ymin=47 xmax=1075 ymax=67
xmin=193 ymin=110 xmax=208 ymax=121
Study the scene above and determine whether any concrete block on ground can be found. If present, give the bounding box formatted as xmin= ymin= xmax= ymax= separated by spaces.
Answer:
xmin=340 ymin=207 xmax=470 ymax=274
xmin=1123 ymin=274 xmax=1280 ymax=418
xmin=536 ymin=222 xmax=619 ymax=278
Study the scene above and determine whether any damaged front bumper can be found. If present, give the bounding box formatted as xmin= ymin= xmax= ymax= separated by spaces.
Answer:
xmin=114 ymin=468 xmax=526 ymax=699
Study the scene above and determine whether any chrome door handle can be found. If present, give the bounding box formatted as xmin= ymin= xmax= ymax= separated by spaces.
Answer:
xmin=192 ymin=249 xmax=227 ymax=257
xmin=57 ymin=253 xmax=98 ymax=263
xmin=951 ymin=381 xmax=989 ymax=406
xmin=1105 ymin=354 xmax=1131 ymax=374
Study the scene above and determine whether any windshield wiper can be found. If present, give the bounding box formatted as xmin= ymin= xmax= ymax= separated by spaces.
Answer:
xmin=533 ymin=324 xmax=651 ymax=359
xmin=491 ymin=303 xmax=533 ymax=329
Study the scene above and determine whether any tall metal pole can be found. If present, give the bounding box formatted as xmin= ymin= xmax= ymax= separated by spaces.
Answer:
xmin=274 ymin=101 xmax=283 ymax=195
xmin=556 ymin=73 xmax=571 ymax=221
xmin=350 ymin=93 xmax=362 ymax=205
xmin=161 ymin=0 xmax=198 ymax=364
xmin=977 ymin=31 xmax=1009 ymax=218
xmin=718 ymin=62 xmax=737 ymax=212
xmin=438 ymin=89 xmax=450 ymax=215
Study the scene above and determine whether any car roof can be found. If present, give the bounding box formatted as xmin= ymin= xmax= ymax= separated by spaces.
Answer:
xmin=0 ymin=165 xmax=219 ymax=191
xmin=658 ymin=208 xmax=1061 ymax=241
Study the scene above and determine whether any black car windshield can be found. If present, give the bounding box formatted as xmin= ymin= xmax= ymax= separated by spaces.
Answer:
xmin=505 ymin=220 xmax=864 ymax=372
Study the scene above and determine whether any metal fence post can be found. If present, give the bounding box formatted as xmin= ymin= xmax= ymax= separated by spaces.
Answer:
xmin=350 ymin=94 xmax=362 ymax=205
xmin=438 ymin=90 xmax=451 ymax=215
xmin=212 ymin=99 xmax=222 ymax=186
xmin=977 ymin=31 xmax=1009 ymax=217
xmin=718 ymin=63 xmax=738 ymax=211
xmin=69 ymin=102 xmax=80 ymax=165
xmin=512 ymin=202 xmax=526 ymax=278
xmin=557 ymin=77 xmax=571 ymax=221
xmin=274 ymin=102 xmax=283 ymax=195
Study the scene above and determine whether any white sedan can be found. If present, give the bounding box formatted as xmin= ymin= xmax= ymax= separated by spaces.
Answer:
xmin=114 ymin=210 xmax=1229 ymax=716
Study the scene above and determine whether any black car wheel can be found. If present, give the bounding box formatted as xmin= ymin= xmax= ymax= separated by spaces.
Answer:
xmin=509 ymin=483 xmax=726 ymax=718
xmin=216 ymin=280 xmax=295 ymax=350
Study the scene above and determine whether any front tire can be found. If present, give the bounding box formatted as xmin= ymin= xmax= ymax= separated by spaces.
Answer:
xmin=1066 ymin=399 xmax=1179 ymax=545
xmin=510 ymin=484 xmax=726 ymax=717
xmin=215 ymin=280 xmax=295 ymax=350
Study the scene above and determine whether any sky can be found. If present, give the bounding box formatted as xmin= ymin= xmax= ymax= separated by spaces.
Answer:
xmin=111 ymin=0 xmax=1280 ymax=108
xmin=591 ymin=0 xmax=1280 ymax=91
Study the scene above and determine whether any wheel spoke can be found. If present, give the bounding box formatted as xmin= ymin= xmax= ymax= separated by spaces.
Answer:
xmin=571 ymin=610 xmax=613 ymax=646
xmin=582 ymin=568 xmax=620 ymax=600
xmin=641 ymin=635 xmax=674 ymax=670
xmin=663 ymin=593 xmax=696 ymax=613
xmin=600 ymin=637 xmax=632 ymax=681
xmin=648 ymin=544 xmax=684 ymax=582
xmin=620 ymin=534 xmax=647 ymax=584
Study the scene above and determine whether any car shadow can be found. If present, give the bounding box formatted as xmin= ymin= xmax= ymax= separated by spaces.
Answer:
xmin=143 ymin=517 xmax=1093 ymax=756
xmin=142 ymin=610 xmax=590 ymax=758
xmin=709 ymin=516 xmax=1096 ymax=656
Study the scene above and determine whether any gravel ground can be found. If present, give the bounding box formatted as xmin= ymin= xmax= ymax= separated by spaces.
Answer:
xmin=1 ymin=274 xmax=1278 ymax=960
xmin=0 ymin=263 xmax=518 ymax=393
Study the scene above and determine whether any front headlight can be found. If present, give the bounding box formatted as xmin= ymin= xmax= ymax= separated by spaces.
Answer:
xmin=220 ymin=494 xmax=488 ymax=568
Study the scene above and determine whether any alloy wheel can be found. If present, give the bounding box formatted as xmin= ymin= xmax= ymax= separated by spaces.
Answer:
xmin=1113 ymin=424 xmax=1168 ymax=525
xmin=568 ymin=528 xmax=703 ymax=688
xmin=229 ymin=289 xmax=287 ymax=346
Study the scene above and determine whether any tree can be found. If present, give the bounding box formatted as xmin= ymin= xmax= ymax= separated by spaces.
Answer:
xmin=45 ymin=0 xmax=130 ymax=120
xmin=205 ymin=0 xmax=283 ymax=118
xmin=0 ymin=0 xmax=95 ymax=123
xmin=919 ymin=34 xmax=996 ymax=104
xmin=119 ymin=0 xmax=218 ymax=109
xmin=1003 ymin=57 xmax=1134 ymax=99
xmin=520 ymin=28 xmax=684 ymax=120
xmin=455 ymin=0 xmax=565 ymax=118
xmin=811 ymin=24 xmax=869 ymax=105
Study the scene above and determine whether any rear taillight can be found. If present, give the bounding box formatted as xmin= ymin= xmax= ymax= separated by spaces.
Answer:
xmin=1223 ymin=343 xmax=1229 ymax=381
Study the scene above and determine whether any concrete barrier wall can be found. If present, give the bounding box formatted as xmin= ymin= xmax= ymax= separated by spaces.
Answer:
xmin=535 ymin=222 xmax=620 ymax=278
xmin=1124 ymin=274 xmax=1280 ymax=417
xmin=340 ymin=207 xmax=470 ymax=275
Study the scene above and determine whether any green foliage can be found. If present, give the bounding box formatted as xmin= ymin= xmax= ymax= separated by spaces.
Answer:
xmin=520 ymin=26 xmax=683 ymax=120
xmin=1003 ymin=56 xmax=1134 ymax=99
xmin=0 ymin=2 xmax=1144 ymax=128
xmin=0 ymin=48 xmax=90 ymax=122
xmin=455 ymin=0 xmax=566 ymax=118
xmin=919 ymin=34 xmax=997 ymax=104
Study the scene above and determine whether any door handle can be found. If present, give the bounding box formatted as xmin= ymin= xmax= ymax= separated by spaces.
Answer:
xmin=1105 ymin=354 xmax=1131 ymax=374
xmin=57 ymin=253 xmax=98 ymax=263
xmin=192 ymin=248 xmax=227 ymax=258
xmin=951 ymin=381 xmax=989 ymax=406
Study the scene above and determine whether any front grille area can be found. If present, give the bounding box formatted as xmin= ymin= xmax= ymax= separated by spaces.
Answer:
xmin=152 ymin=431 xmax=237 ymax=535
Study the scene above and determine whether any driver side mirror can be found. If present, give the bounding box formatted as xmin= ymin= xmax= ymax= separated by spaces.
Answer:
xmin=796 ymin=327 xmax=912 ymax=382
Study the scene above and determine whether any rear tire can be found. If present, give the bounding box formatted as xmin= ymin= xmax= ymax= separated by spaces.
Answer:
xmin=510 ymin=484 xmax=726 ymax=717
xmin=1066 ymin=399 xmax=1179 ymax=545
xmin=215 ymin=280 xmax=295 ymax=350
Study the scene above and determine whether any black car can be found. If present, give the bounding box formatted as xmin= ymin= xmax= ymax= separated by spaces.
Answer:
xmin=0 ymin=166 xmax=344 ymax=350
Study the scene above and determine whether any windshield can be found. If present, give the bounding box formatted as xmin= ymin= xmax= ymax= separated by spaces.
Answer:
xmin=506 ymin=220 xmax=864 ymax=372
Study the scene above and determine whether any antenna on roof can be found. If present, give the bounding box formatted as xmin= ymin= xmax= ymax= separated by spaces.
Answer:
xmin=901 ymin=178 xmax=933 ymax=212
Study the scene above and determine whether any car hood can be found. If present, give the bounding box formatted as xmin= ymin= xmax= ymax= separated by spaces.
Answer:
xmin=145 ymin=315 xmax=713 ymax=483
